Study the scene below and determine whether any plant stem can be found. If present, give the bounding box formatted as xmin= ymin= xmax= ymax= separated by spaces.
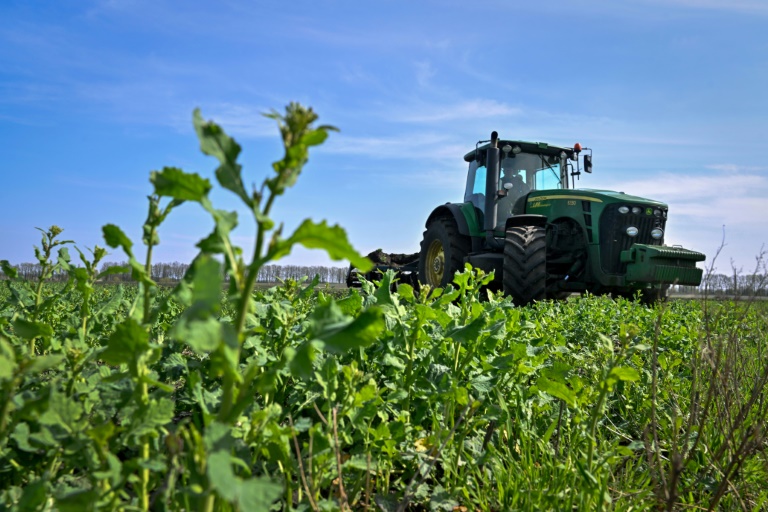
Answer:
xmin=221 ymin=192 xmax=277 ymax=422
xmin=139 ymin=375 xmax=150 ymax=511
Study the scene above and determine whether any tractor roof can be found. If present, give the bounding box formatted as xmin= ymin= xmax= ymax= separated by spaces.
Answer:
xmin=463 ymin=139 xmax=577 ymax=163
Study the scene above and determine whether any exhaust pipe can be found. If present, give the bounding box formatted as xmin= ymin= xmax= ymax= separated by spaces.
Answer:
xmin=484 ymin=131 xmax=503 ymax=248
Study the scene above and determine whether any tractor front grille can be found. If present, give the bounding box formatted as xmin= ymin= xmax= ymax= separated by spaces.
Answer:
xmin=599 ymin=204 xmax=666 ymax=275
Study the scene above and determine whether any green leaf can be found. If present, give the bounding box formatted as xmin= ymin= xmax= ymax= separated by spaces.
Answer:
xmin=446 ymin=314 xmax=487 ymax=345
xmin=197 ymin=208 xmax=239 ymax=254
xmin=537 ymin=376 xmax=577 ymax=407
xmin=87 ymin=421 xmax=116 ymax=447
xmin=397 ymin=283 xmax=415 ymax=302
xmin=126 ymin=398 xmax=175 ymax=439
xmin=319 ymin=308 xmax=385 ymax=354
xmin=55 ymin=489 xmax=99 ymax=512
xmin=267 ymin=219 xmax=372 ymax=272
xmin=207 ymin=450 xmax=282 ymax=509
xmin=300 ymin=129 xmax=328 ymax=147
xmin=173 ymin=317 xmax=225 ymax=354
xmin=93 ymin=285 xmax=125 ymax=317
xmin=12 ymin=318 xmax=53 ymax=340
xmin=0 ymin=341 xmax=17 ymax=380
xmin=102 ymin=224 xmax=134 ymax=257
xmin=11 ymin=423 xmax=35 ymax=452
xmin=187 ymin=255 xmax=223 ymax=313
xmin=193 ymin=109 xmax=252 ymax=207
xmin=194 ymin=109 xmax=241 ymax=163
xmin=609 ymin=366 xmax=640 ymax=382
xmin=453 ymin=386 xmax=469 ymax=406
xmin=151 ymin=166 xmax=212 ymax=202
xmin=101 ymin=318 xmax=149 ymax=367
xmin=542 ymin=361 xmax=572 ymax=383
xmin=18 ymin=479 xmax=48 ymax=511
xmin=382 ymin=353 xmax=406 ymax=370
xmin=288 ymin=340 xmax=321 ymax=380
xmin=239 ymin=477 xmax=283 ymax=510
xmin=171 ymin=255 xmax=226 ymax=353
xmin=39 ymin=388 xmax=84 ymax=433
xmin=207 ymin=450 xmax=239 ymax=501
xmin=25 ymin=354 xmax=64 ymax=374
xmin=373 ymin=270 xmax=397 ymax=307
xmin=1 ymin=259 xmax=18 ymax=278
xmin=298 ymin=273 xmax=321 ymax=300
xmin=203 ymin=422 xmax=234 ymax=452
xmin=354 ymin=383 xmax=378 ymax=405
xmin=429 ymin=484 xmax=459 ymax=511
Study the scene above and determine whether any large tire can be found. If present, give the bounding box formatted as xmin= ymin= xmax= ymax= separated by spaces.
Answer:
xmin=503 ymin=225 xmax=547 ymax=305
xmin=418 ymin=217 xmax=471 ymax=288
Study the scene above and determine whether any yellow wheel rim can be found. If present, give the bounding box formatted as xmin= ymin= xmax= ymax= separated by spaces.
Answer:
xmin=425 ymin=239 xmax=445 ymax=285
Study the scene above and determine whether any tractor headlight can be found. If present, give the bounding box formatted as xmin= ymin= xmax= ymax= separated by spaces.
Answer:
xmin=651 ymin=228 xmax=664 ymax=239
xmin=618 ymin=206 xmax=629 ymax=214
xmin=653 ymin=209 xmax=662 ymax=217
xmin=631 ymin=206 xmax=642 ymax=215
xmin=626 ymin=226 xmax=639 ymax=237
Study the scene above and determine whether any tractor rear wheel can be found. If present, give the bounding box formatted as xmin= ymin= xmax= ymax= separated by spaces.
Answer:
xmin=418 ymin=217 xmax=471 ymax=288
xmin=503 ymin=225 xmax=547 ymax=305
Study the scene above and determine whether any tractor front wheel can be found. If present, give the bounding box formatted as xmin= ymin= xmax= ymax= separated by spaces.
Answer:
xmin=503 ymin=225 xmax=547 ymax=305
xmin=418 ymin=217 xmax=470 ymax=288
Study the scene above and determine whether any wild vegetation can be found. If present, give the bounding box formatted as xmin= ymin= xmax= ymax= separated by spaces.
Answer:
xmin=1 ymin=104 xmax=767 ymax=511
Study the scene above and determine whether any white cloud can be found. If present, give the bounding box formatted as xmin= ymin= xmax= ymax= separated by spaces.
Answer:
xmin=706 ymin=164 xmax=768 ymax=173
xmin=388 ymin=99 xmax=521 ymax=123
xmin=321 ymin=132 xmax=466 ymax=161
xmin=595 ymin=170 xmax=768 ymax=228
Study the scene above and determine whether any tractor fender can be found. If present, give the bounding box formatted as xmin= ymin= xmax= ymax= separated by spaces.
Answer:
xmin=425 ymin=203 xmax=471 ymax=236
xmin=505 ymin=214 xmax=547 ymax=230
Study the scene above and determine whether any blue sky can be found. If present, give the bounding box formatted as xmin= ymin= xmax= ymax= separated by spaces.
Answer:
xmin=2 ymin=0 xmax=767 ymax=275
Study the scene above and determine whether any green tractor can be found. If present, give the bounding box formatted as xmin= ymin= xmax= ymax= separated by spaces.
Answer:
xmin=416 ymin=131 xmax=705 ymax=304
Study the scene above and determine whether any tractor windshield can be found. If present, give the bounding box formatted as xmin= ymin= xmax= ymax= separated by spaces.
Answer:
xmin=464 ymin=151 xmax=567 ymax=229
xmin=500 ymin=153 xmax=563 ymax=193
xmin=465 ymin=152 xmax=565 ymax=202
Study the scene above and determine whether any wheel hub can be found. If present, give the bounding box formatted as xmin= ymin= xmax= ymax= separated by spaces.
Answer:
xmin=426 ymin=240 xmax=445 ymax=285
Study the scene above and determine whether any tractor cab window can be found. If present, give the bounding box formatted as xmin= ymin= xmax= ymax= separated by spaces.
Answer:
xmin=533 ymin=162 xmax=562 ymax=190
xmin=500 ymin=153 xmax=563 ymax=193
xmin=464 ymin=160 xmax=486 ymax=212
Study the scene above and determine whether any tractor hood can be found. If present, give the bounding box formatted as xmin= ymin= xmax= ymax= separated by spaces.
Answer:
xmin=525 ymin=188 xmax=667 ymax=208
xmin=575 ymin=189 xmax=668 ymax=207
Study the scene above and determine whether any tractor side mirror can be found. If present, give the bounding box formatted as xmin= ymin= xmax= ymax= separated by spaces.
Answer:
xmin=584 ymin=154 xmax=592 ymax=173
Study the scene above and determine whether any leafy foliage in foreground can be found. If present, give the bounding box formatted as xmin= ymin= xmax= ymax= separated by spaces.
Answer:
xmin=1 ymin=105 xmax=767 ymax=512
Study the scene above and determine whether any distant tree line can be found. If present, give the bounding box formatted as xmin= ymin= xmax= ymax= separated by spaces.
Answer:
xmin=5 ymin=261 xmax=768 ymax=296
xmin=255 ymin=264 xmax=348 ymax=284
xmin=674 ymin=271 xmax=768 ymax=297
xmin=1 ymin=261 xmax=350 ymax=285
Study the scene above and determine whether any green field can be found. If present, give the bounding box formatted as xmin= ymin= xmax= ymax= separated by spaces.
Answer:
xmin=1 ymin=272 xmax=767 ymax=511
xmin=1 ymin=104 xmax=766 ymax=511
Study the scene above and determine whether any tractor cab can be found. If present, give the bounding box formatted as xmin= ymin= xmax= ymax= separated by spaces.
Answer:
xmin=463 ymin=139 xmax=591 ymax=232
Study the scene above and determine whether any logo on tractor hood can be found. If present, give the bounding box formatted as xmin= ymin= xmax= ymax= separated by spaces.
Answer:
xmin=527 ymin=195 xmax=603 ymax=203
